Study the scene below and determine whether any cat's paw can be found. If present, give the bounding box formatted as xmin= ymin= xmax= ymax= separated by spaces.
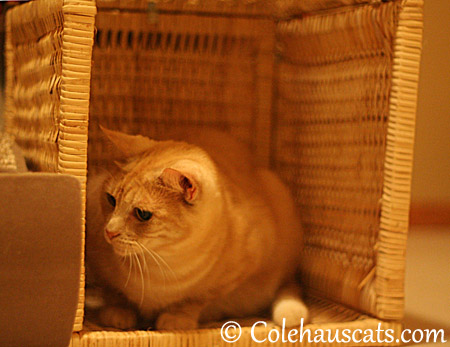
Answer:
xmin=272 ymin=298 xmax=309 ymax=328
xmin=99 ymin=305 xmax=137 ymax=330
xmin=156 ymin=311 xmax=199 ymax=330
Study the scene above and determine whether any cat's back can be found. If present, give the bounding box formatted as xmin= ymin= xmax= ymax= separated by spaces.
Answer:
xmin=156 ymin=128 xmax=256 ymax=188
xmin=160 ymin=128 xmax=253 ymax=167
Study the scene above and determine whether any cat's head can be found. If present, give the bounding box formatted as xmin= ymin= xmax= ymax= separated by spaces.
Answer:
xmin=97 ymin=127 xmax=220 ymax=258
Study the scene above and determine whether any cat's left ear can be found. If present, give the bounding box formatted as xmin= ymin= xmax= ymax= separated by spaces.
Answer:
xmin=100 ymin=125 xmax=156 ymax=158
xmin=160 ymin=168 xmax=199 ymax=203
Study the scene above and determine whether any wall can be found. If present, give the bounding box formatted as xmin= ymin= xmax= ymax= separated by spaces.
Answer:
xmin=410 ymin=0 xmax=450 ymax=224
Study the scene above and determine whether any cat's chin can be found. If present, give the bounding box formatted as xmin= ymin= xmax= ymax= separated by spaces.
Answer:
xmin=109 ymin=242 xmax=138 ymax=258
xmin=111 ymin=247 xmax=129 ymax=258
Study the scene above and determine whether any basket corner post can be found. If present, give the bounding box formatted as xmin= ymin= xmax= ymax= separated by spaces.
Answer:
xmin=59 ymin=0 xmax=97 ymax=333
xmin=376 ymin=0 xmax=424 ymax=321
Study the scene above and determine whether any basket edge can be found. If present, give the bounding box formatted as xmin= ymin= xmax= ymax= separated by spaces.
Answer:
xmin=376 ymin=0 xmax=424 ymax=320
xmin=59 ymin=0 xmax=97 ymax=332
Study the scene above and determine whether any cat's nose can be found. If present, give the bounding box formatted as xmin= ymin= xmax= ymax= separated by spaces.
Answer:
xmin=105 ymin=229 xmax=120 ymax=240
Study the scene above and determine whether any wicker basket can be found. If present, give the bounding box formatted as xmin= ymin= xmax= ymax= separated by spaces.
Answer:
xmin=4 ymin=0 xmax=423 ymax=345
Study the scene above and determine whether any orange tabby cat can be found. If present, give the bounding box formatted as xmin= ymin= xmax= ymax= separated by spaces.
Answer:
xmin=86 ymin=127 xmax=308 ymax=330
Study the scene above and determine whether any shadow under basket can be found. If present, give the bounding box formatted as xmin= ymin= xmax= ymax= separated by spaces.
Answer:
xmin=4 ymin=0 xmax=423 ymax=345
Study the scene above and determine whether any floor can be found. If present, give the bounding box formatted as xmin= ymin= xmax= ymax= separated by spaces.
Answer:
xmin=404 ymin=226 xmax=450 ymax=346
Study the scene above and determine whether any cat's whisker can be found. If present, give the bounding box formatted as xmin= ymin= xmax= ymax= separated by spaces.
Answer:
xmin=135 ymin=243 xmax=149 ymax=275
xmin=150 ymin=249 xmax=177 ymax=280
xmin=133 ymin=251 xmax=145 ymax=307
xmin=137 ymin=249 xmax=153 ymax=296
xmin=137 ymin=242 xmax=167 ymax=289
xmin=124 ymin=245 xmax=133 ymax=288
xmin=120 ymin=246 xmax=128 ymax=267
xmin=131 ymin=242 xmax=146 ymax=304
xmin=150 ymin=248 xmax=181 ymax=297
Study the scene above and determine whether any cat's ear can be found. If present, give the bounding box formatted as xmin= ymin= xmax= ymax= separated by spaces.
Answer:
xmin=160 ymin=168 xmax=198 ymax=203
xmin=100 ymin=125 xmax=156 ymax=158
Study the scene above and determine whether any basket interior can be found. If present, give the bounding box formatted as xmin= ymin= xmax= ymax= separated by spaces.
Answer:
xmin=87 ymin=1 xmax=399 ymax=319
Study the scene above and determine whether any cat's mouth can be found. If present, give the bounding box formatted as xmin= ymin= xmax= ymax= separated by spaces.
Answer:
xmin=104 ymin=231 xmax=140 ymax=257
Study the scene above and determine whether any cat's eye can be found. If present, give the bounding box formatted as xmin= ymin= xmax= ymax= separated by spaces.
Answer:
xmin=106 ymin=193 xmax=116 ymax=207
xmin=134 ymin=208 xmax=152 ymax=222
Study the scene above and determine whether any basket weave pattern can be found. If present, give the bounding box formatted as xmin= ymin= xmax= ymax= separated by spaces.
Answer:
xmin=5 ymin=0 xmax=63 ymax=171
xmin=88 ymin=12 xmax=275 ymax=168
xmin=5 ymin=0 xmax=423 ymax=345
xmin=274 ymin=2 xmax=396 ymax=318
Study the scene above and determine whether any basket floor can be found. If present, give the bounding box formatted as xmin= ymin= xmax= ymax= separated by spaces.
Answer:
xmin=71 ymin=296 xmax=402 ymax=346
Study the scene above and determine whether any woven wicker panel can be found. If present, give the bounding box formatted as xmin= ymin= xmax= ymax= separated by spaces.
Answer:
xmin=277 ymin=0 xmax=381 ymax=17
xmin=96 ymin=0 xmax=388 ymax=17
xmin=58 ymin=0 xmax=97 ymax=332
xmin=377 ymin=0 xmax=423 ymax=320
xmin=273 ymin=2 xmax=397 ymax=317
xmin=72 ymin=296 xmax=403 ymax=346
xmin=96 ymin=0 xmax=274 ymax=16
xmin=4 ymin=0 xmax=64 ymax=172
xmin=88 ymin=10 xmax=275 ymax=169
